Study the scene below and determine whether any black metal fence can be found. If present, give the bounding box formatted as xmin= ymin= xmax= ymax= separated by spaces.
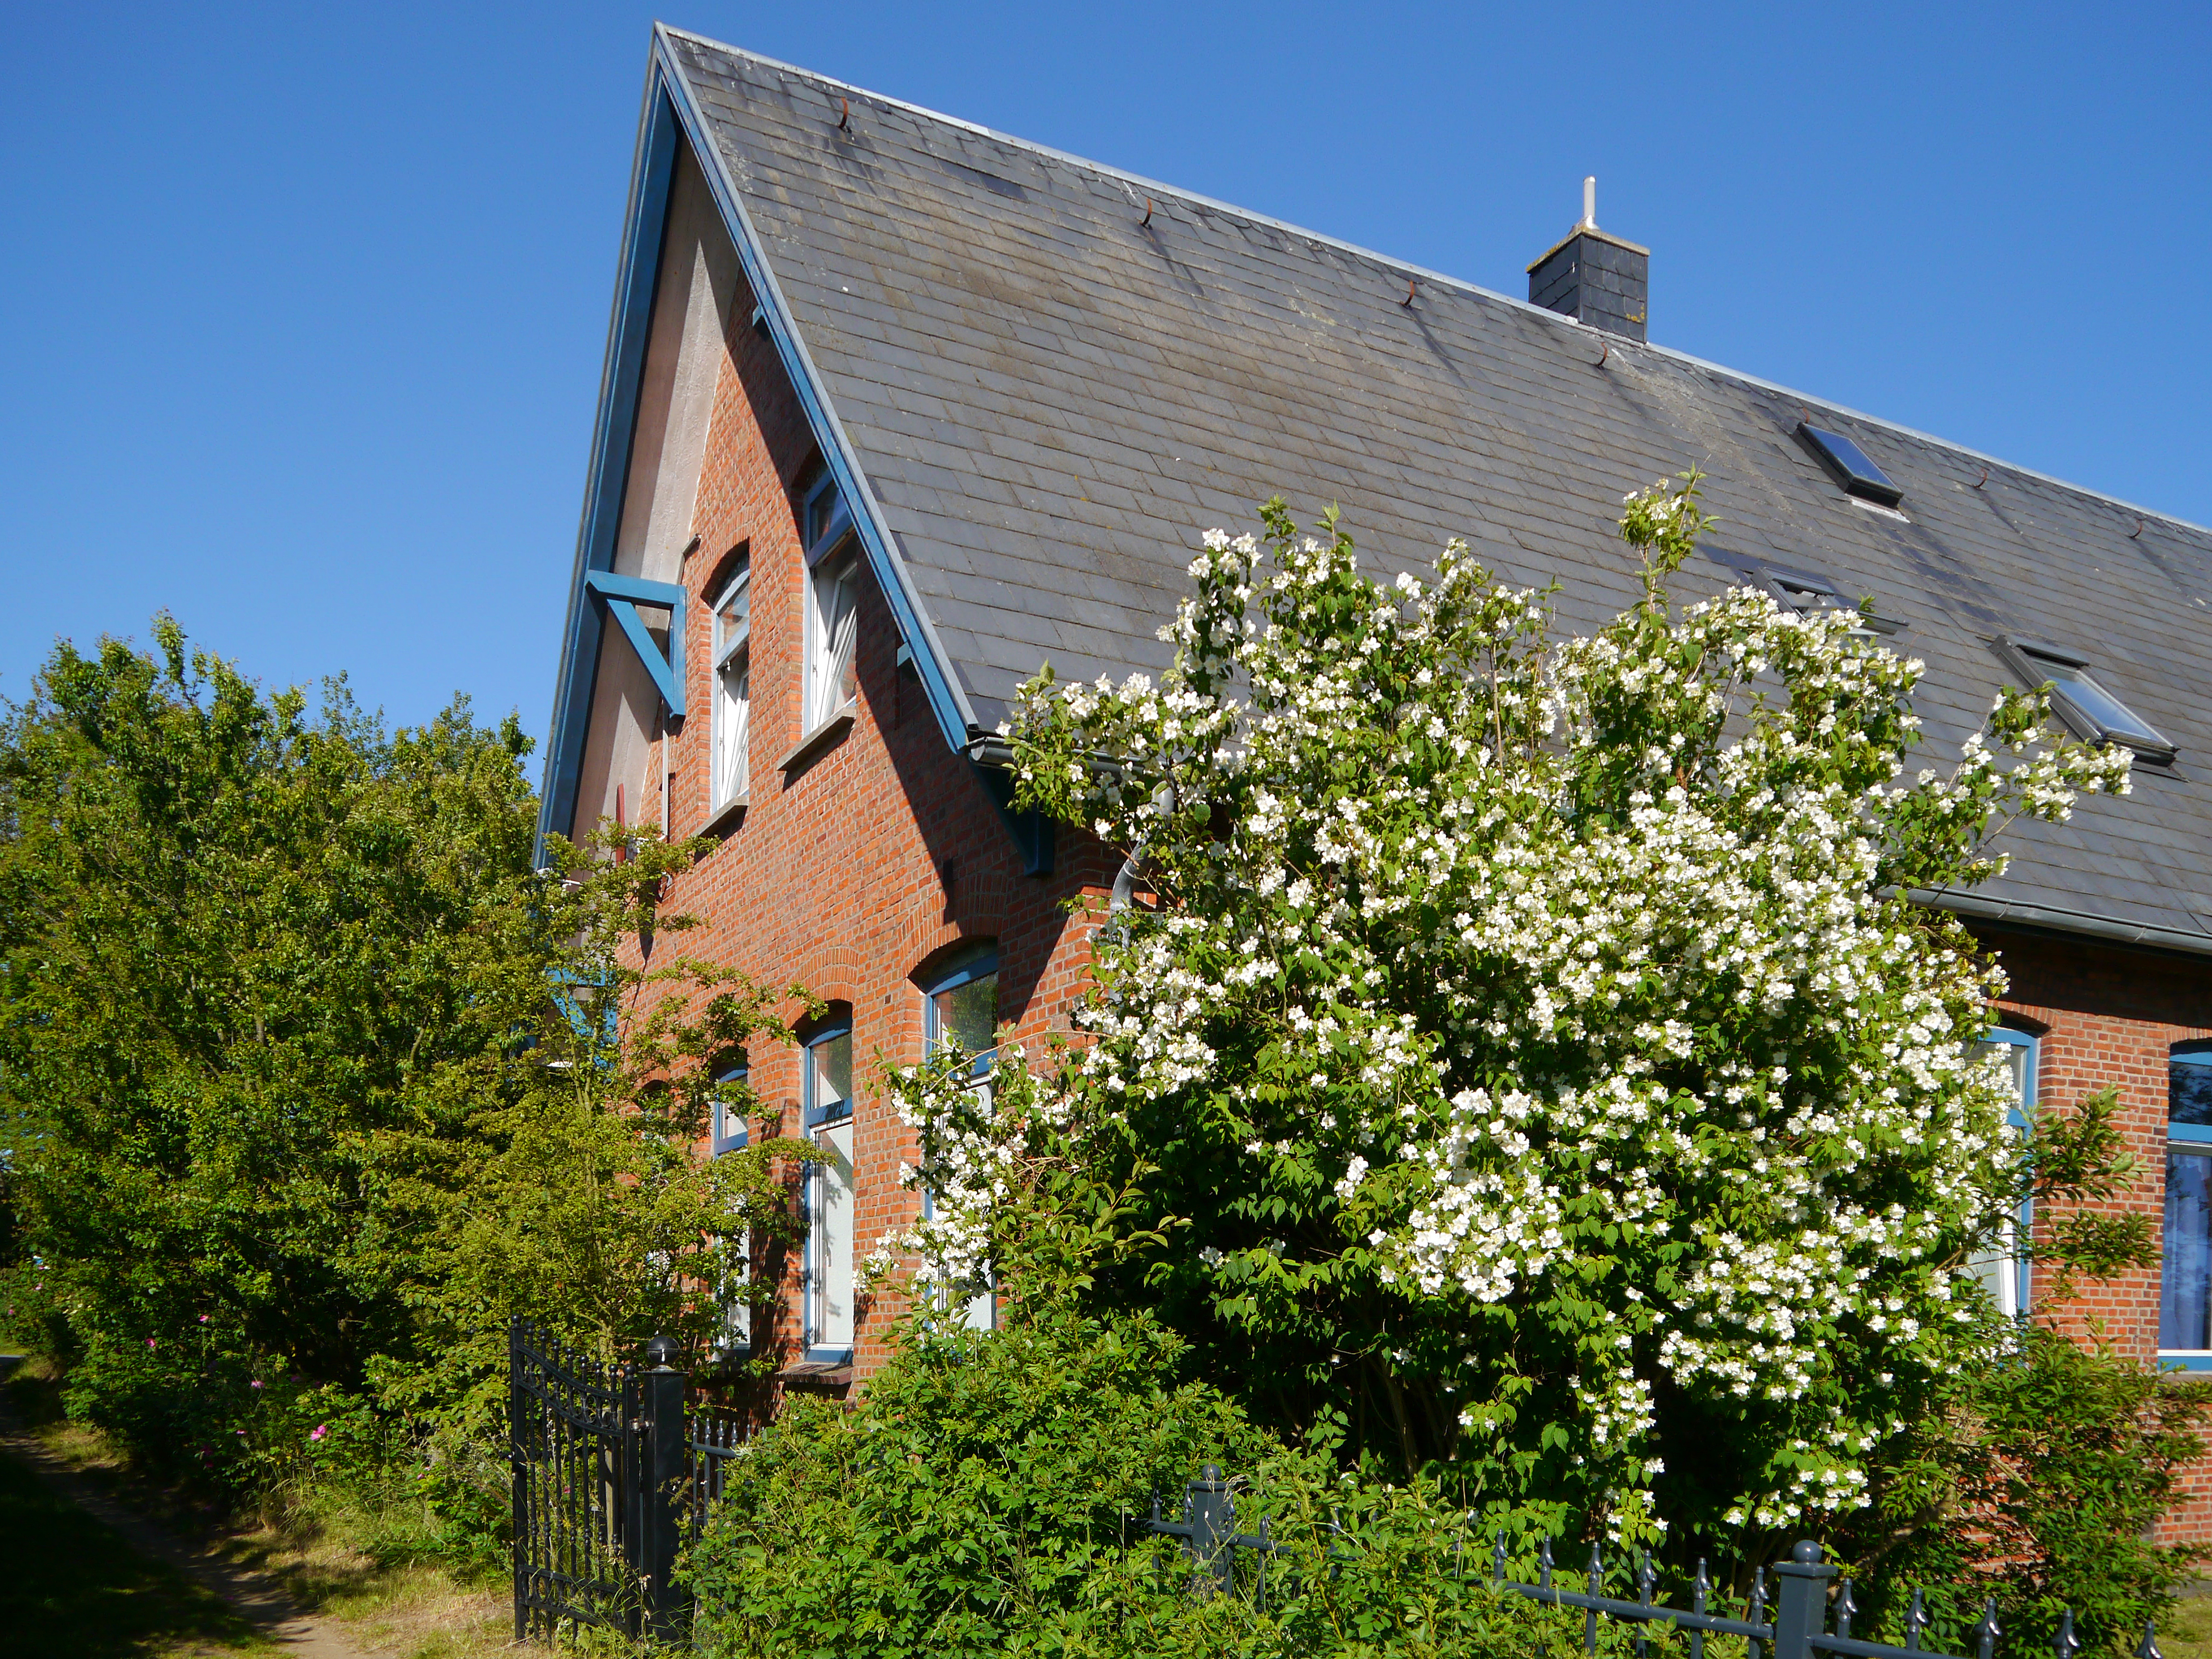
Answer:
xmin=508 ymin=1320 xmax=746 ymax=1643
xmin=1143 ymin=1465 xmax=2167 ymax=1659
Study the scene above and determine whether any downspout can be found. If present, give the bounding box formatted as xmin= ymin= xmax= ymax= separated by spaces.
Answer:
xmin=1110 ymin=847 xmax=1143 ymax=916
xmin=1107 ymin=781 xmax=1174 ymax=930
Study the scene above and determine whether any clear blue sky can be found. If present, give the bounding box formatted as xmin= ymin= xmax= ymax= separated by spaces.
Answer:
xmin=5 ymin=1 xmax=2207 ymax=751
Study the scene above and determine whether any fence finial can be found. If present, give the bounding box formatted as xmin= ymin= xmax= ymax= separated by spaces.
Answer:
xmin=2138 ymin=1620 xmax=2164 ymax=1659
xmin=1836 ymin=1578 xmax=1857 ymax=1639
xmin=1905 ymin=1588 xmax=1926 ymax=1653
xmin=2055 ymin=1610 xmax=2082 ymax=1659
xmin=1494 ymin=1530 xmax=1509 ymax=1585
xmin=1976 ymin=1599 xmax=2001 ymax=1659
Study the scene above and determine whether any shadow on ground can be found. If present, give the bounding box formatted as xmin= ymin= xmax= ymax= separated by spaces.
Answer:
xmin=0 ymin=1435 xmax=273 ymax=1656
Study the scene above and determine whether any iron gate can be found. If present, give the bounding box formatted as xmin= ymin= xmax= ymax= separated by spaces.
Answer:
xmin=509 ymin=1320 xmax=721 ymax=1642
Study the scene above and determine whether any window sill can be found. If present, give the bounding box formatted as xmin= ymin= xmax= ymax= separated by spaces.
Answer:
xmin=2158 ymin=1352 xmax=2212 ymax=1374
xmin=699 ymin=794 xmax=747 ymax=839
xmin=780 ymin=1351 xmax=854 ymax=1385
xmin=776 ymin=704 xmax=856 ymax=777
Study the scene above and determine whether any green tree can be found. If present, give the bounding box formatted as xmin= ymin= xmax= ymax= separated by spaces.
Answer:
xmin=0 ymin=621 xmax=541 ymax=1407
xmin=0 ymin=619 xmax=806 ymax=1509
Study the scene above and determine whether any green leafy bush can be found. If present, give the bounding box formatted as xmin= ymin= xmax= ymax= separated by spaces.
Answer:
xmin=685 ymin=1311 xmax=1270 ymax=1657
xmin=1848 ymin=1324 xmax=2210 ymax=1657
xmin=685 ymin=1310 xmax=1703 ymax=1659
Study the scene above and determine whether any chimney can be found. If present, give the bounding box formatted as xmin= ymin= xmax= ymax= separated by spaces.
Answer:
xmin=1527 ymin=176 xmax=1648 ymax=342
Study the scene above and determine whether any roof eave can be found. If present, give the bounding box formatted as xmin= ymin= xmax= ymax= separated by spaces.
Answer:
xmin=1907 ymin=886 xmax=2212 ymax=961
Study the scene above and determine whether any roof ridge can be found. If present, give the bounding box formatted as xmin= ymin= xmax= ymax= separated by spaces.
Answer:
xmin=661 ymin=24 xmax=2211 ymax=541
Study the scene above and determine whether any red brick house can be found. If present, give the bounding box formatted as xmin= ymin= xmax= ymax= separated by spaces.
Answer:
xmin=538 ymin=26 xmax=2212 ymax=1526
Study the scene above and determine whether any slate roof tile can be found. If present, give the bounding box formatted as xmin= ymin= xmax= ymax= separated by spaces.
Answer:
xmin=664 ymin=29 xmax=2212 ymax=946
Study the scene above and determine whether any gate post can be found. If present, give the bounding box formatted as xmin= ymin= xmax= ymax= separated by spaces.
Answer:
xmin=1771 ymin=1542 xmax=1838 ymax=1659
xmin=635 ymin=1335 xmax=687 ymax=1642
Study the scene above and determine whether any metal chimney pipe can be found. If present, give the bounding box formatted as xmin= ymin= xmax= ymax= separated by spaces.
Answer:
xmin=1582 ymin=176 xmax=1597 ymax=228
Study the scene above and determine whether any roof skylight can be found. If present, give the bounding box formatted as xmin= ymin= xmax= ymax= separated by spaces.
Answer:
xmin=1798 ymin=422 xmax=1904 ymax=508
xmin=1702 ymin=550 xmax=1904 ymax=635
xmin=1996 ymin=637 xmax=2176 ymax=766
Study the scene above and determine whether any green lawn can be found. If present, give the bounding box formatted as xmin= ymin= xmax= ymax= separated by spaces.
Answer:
xmin=0 ymin=1447 xmax=270 ymax=1658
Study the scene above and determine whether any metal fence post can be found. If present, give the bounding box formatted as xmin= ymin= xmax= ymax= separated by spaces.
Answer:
xmin=1771 ymin=1542 xmax=1839 ymax=1659
xmin=508 ymin=1320 xmax=527 ymax=1643
xmin=635 ymin=1335 xmax=686 ymax=1643
xmin=1186 ymin=1465 xmax=1234 ymax=1598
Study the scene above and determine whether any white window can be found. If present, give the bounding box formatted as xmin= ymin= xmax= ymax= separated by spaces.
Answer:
xmin=803 ymin=1021 xmax=855 ymax=1363
xmin=1967 ymin=1027 xmax=2035 ymax=1319
xmin=710 ymin=1062 xmax=751 ymax=1356
xmin=709 ymin=565 xmax=750 ymax=816
xmin=923 ymin=949 xmax=998 ymax=1330
xmin=803 ymin=475 xmax=859 ymax=731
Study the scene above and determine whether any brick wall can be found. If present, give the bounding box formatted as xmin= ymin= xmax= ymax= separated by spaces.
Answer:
xmin=1982 ymin=925 xmax=2212 ymax=1542
xmin=597 ymin=263 xmax=1114 ymax=1393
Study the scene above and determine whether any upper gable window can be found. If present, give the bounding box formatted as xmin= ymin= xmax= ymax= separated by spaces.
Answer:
xmin=1798 ymin=421 xmax=1904 ymax=508
xmin=803 ymin=475 xmax=860 ymax=732
xmin=1996 ymin=637 xmax=2176 ymax=766
xmin=710 ymin=562 xmax=751 ymax=817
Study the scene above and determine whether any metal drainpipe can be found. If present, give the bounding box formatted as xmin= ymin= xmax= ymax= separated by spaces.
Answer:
xmin=1110 ymin=845 xmax=1143 ymax=914
xmin=1108 ymin=782 xmax=1175 ymax=924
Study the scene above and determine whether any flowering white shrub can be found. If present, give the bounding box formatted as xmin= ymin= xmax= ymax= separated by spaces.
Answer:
xmin=878 ymin=476 xmax=2129 ymax=1542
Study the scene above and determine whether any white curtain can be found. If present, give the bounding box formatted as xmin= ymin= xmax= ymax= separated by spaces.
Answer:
xmin=715 ymin=658 xmax=748 ymax=806
xmin=812 ymin=562 xmax=858 ymax=727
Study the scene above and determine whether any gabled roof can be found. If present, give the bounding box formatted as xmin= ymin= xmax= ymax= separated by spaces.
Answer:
xmin=546 ymin=24 xmax=2212 ymax=956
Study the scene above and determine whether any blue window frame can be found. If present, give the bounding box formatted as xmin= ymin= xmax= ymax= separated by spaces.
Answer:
xmin=801 ymin=1020 xmax=855 ymax=1365
xmin=709 ymin=562 xmax=751 ymax=819
xmin=923 ymin=946 xmax=999 ymax=1074
xmin=1968 ymin=1026 xmax=2035 ymax=1320
xmin=921 ymin=949 xmax=998 ymax=1330
xmin=2161 ymin=1043 xmax=2212 ymax=1368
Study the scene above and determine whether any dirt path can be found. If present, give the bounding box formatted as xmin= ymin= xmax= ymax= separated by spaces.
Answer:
xmin=0 ymin=1376 xmax=374 ymax=1659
